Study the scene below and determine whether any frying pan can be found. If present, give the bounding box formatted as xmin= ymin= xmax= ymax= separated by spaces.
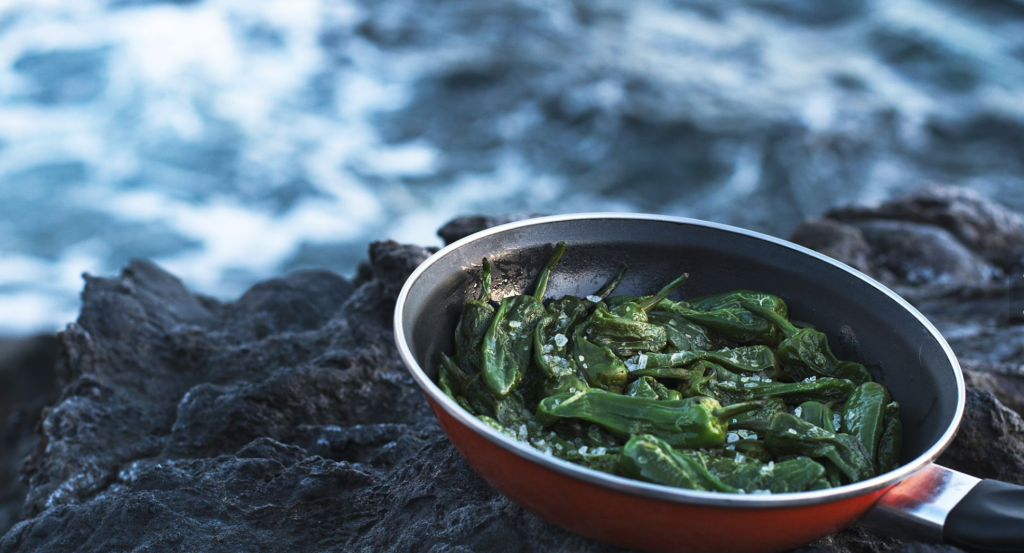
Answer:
xmin=393 ymin=214 xmax=1024 ymax=553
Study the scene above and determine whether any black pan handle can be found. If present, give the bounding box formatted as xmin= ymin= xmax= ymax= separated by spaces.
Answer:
xmin=945 ymin=479 xmax=1024 ymax=553
xmin=859 ymin=464 xmax=1024 ymax=552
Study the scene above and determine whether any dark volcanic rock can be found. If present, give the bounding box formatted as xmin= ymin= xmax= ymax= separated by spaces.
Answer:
xmin=3 ymin=209 xmax=1024 ymax=552
xmin=962 ymin=362 xmax=1024 ymax=416
xmin=0 ymin=335 xmax=59 ymax=535
xmin=789 ymin=219 xmax=875 ymax=275
xmin=792 ymin=184 xmax=1024 ymax=288
xmin=437 ymin=214 xmax=542 ymax=246
xmin=938 ymin=388 xmax=1024 ymax=484
xmin=827 ymin=185 xmax=1024 ymax=270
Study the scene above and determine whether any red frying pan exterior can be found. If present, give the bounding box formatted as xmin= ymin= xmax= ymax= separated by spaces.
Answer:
xmin=431 ymin=398 xmax=890 ymax=553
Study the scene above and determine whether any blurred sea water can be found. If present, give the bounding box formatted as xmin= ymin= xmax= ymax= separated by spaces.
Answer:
xmin=1 ymin=0 xmax=1024 ymax=334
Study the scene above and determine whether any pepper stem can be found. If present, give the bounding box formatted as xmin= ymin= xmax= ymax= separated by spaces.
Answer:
xmin=639 ymin=273 xmax=689 ymax=312
xmin=478 ymin=258 xmax=492 ymax=301
xmin=595 ymin=263 xmax=628 ymax=300
xmin=741 ymin=300 xmax=798 ymax=337
xmin=713 ymin=400 xmax=764 ymax=420
xmin=533 ymin=242 xmax=567 ymax=300
xmin=440 ymin=352 xmax=471 ymax=393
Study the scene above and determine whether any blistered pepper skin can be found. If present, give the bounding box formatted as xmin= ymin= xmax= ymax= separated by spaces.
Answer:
xmin=743 ymin=301 xmax=872 ymax=385
xmin=454 ymin=258 xmax=494 ymax=374
xmin=659 ymin=292 xmax=786 ymax=345
xmin=841 ymin=382 xmax=891 ymax=470
xmin=765 ymin=413 xmax=874 ymax=482
xmin=620 ymin=434 xmax=738 ymax=492
xmin=644 ymin=345 xmax=778 ymax=374
xmin=537 ymin=390 xmax=760 ymax=448
xmin=481 ymin=243 xmax=566 ymax=398
xmin=876 ymin=401 xmax=903 ymax=474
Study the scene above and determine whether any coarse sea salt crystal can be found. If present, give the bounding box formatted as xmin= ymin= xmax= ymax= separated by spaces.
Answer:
xmin=726 ymin=433 xmax=740 ymax=444
xmin=508 ymin=321 xmax=521 ymax=328
xmin=834 ymin=414 xmax=842 ymax=428
xmin=787 ymin=428 xmax=798 ymax=435
xmin=744 ymin=382 xmax=757 ymax=388
xmin=593 ymin=447 xmax=607 ymax=455
xmin=793 ymin=406 xmax=802 ymax=417
xmin=586 ymin=295 xmax=602 ymax=303
xmin=637 ymin=353 xmax=648 ymax=370
xmin=553 ymin=333 xmax=568 ymax=347
xmin=579 ymin=446 xmax=589 ymax=455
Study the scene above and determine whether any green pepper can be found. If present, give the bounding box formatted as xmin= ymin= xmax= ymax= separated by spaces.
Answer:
xmin=683 ymin=290 xmax=789 ymax=317
xmin=647 ymin=310 xmax=730 ymax=352
xmin=625 ymin=376 xmax=680 ymax=400
xmin=629 ymin=365 xmax=703 ymax=381
xmin=796 ymin=401 xmax=844 ymax=486
xmin=796 ymin=401 xmax=838 ymax=433
xmin=571 ymin=320 xmax=630 ymax=392
xmin=729 ymin=396 xmax=788 ymax=427
xmin=572 ymin=274 xmax=688 ymax=391
xmin=442 ymin=353 xmax=535 ymax=428
xmin=656 ymin=291 xmax=787 ymax=345
xmin=876 ymin=401 xmax=902 ymax=474
xmin=482 ymin=242 xmax=566 ymax=397
xmin=710 ymin=456 xmax=827 ymax=494
xmin=621 ymin=434 xmax=738 ymax=492
xmin=643 ymin=345 xmax=778 ymax=374
xmin=586 ymin=304 xmax=668 ymax=357
xmin=840 ymin=382 xmax=890 ymax=470
xmin=742 ymin=302 xmax=872 ymax=385
xmin=537 ymin=390 xmax=761 ymax=448
xmin=454 ymin=258 xmax=494 ymax=373
xmin=764 ymin=413 xmax=874 ymax=482
xmin=585 ymin=273 xmax=689 ymax=357
xmin=533 ymin=264 xmax=629 ymax=379
xmin=711 ymin=375 xmax=856 ymax=406
xmin=625 ymin=376 xmax=662 ymax=400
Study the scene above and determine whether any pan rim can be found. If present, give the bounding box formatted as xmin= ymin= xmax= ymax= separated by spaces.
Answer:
xmin=393 ymin=212 xmax=966 ymax=508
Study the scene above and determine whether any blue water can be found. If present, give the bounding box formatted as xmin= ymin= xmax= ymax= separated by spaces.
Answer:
xmin=2 ymin=0 xmax=1024 ymax=334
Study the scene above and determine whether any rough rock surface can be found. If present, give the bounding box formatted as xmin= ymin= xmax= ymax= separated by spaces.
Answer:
xmin=791 ymin=185 xmax=1024 ymax=289
xmin=438 ymin=214 xmax=542 ymax=246
xmin=2 ymin=188 xmax=1024 ymax=552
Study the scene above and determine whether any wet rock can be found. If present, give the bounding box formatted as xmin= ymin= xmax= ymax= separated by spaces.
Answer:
xmin=827 ymin=185 xmax=1024 ymax=270
xmin=437 ymin=214 xmax=542 ymax=246
xmin=938 ymin=388 xmax=1024 ymax=485
xmin=789 ymin=219 xmax=875 ymax=275
xmin=852 ymin=220 xmax=993 ymax=286
xmin=0 ymin=335 xmax=59 ymax=535
xmin=792 ymin=185 xmax=1024 ymax=287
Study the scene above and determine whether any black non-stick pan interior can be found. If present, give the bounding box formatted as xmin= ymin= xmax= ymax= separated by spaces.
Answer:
xmin=402 ymin=217 xmax=960 ymax=463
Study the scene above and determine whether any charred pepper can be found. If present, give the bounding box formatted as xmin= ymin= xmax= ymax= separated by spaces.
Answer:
xmin=742 ymin=301 xmax=872 ymax=385
xmin=482 ymin=242 xmax=566 ymax=397
xmin=537 ymin=390 xmax=761 ymax=448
